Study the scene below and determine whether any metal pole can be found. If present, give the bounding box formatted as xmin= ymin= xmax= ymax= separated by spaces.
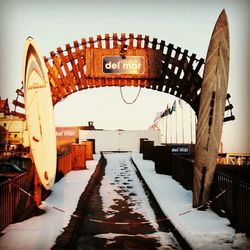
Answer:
xmin=190 ymin=106 xmax=193 ymax=144
xmin=170 ymin=114 xmax=172 ymax=143
xmin=165 ymin=116 xmax=168 ymax=144
xmin=182 ymin=104 xmax=184 ymax=143
xmin=176 ymin=106 xmax=178 ymax=143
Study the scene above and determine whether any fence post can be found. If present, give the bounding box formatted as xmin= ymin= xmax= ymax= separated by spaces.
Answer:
xmin=232 ymin=178 xmax=237 ymax=228
xmin=34 ymin=167 xmax=42 ymax=206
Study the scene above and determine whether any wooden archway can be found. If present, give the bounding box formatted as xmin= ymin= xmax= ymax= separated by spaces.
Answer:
xmin=12 ymin=33 xmax=234 ymax=121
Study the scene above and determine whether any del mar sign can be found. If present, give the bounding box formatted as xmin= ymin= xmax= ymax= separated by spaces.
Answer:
xmin=102 ymin=56 xmax=144 ymax=74
xmin=86 ymin=48 xmax=163 ymax=78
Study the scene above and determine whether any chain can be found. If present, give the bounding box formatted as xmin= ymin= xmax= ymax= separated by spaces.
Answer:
xmin=120 ymin=86 xmax=142 ymax=105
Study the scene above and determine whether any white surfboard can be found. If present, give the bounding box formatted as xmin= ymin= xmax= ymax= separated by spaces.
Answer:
xmin=23 ymin=37 xmax=56 ymax=190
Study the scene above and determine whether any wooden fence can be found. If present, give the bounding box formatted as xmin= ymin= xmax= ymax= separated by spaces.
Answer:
xmin=0 ymin=168 xmax=35 ymax=232
xmin=0 ymin=152 xmax=72 ymax=232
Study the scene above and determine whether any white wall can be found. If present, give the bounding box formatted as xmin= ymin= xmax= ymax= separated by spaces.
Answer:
xmin=79 ymin=130 xmax=161 ymax=153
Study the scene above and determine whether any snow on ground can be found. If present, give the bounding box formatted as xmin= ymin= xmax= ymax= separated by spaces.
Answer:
xmin=0 ymin=156 xmax=100 ymax=250
xmin=131 ymin=152 xmax=250 ymax=250
xmin=100 ymin=153 xmax=158 ymax=230
xmin=1 ymin=152 xmax=249 ymax=250
xmin=99 ymin=153 xmax=180 ymax=249
xmin=95 ymin=232 xmax=179 ymax=250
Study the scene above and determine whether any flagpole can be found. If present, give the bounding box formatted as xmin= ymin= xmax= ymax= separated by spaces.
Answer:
xmin=182 ymin=102 xmax=184 ymax=143
xmin=190 ymin=106 xmax=193 ymax=144
xmin=164 ymin=116 xmax=167 ymax=143
xmin=170 ymin=113 xmax=172 ymax=143
xmin=176 ymin=103 xmax=178 ymax=143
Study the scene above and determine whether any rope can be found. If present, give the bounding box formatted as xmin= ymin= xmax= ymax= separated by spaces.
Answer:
xmin=119 ymin=86 xmax=141 ymax=105
xmin=10 ymin=179 xmax=229 ymax=226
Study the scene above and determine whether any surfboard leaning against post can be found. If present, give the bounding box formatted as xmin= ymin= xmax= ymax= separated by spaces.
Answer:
xmin=23 ymin=37 xmax=57 ymax=190
xmin=193 ymin=9 xmax=230 ymax=208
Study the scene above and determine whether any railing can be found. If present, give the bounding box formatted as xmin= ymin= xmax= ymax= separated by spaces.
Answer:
xmin=171 ymin=156 xmax=194 ymax=190
xmin=0 ymin=168 xmax=35 ymax=232
xmin=170 ymin=155 xmax=250 ymax=233
xmin=0 ymin=152 xmax=72 ymax=232
xmin=210 ymin=170 xmax=250 ymax=233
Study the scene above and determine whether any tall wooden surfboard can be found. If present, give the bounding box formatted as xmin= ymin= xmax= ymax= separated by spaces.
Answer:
xmin=193 ymin=10 xmax=230 ymax=207
xmin=23 ymin=37 xmax=56 ymax=190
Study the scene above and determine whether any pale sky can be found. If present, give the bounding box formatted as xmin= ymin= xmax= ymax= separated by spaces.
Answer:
xmin=0 ymin=0 xmax=249 ymax=153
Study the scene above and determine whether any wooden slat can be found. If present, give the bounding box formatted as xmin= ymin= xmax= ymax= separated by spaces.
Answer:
xmin=187 ymin=58 xmax=205 ymax=100
xmin=159 ymin=43 xmax=173 ymax=92
xmin=73 ymin=41 xmax=86 ymax=90
xmin=113 ymin=33 xmax=118 ymax=48
xmin=89 ymin=37 xmax=94 ymax=49
xmin=57 ymin=47 xmax=76 ymax=93
xmin=12 ymin=99 xmax=25 ymax=109
xmin=97 ymin=35 xmax=102 ymax=48
xmin=176 ymin=49 xmax=188 ymax=79
xmin=121 ymin=33 xmax=126 ymax=46
xmin=16 ymin=88 xmax=24 ymax=97
xmin=176 ymin=50 xmax=189 ymax=95
xmin=187 ymin=58 xmax=204 ymax=95
xmin=137 ymin=34 xmax=142 ymax=48
xmin=81 ymin=38 xmax=87 ymax=50
xmin=194 ymin=58 xmax=204 ymax=74
xmin=44 ymin=56 xmax=66 ymax=98
xmin=50 ymin=51 xmax=69 ymax=96
xmin=152 ymin=38 xmax=157 ymax=49
xmin=129 ymin=33 xmax=134 ymax=48
xmin=159 ymin=40 xmax=165 ymax=52
xmin=105 ymin=34 xmax=110 ymax=49
xmin=11 ymin=111 xmax=26 ymax=119
xmin=144 ymin=35 xmax=149 ymax=49
xmin=49 ymin=82 xmax=61 ymax=104
xmin=151 ymin=79 xmax=158 ymax=90
xmin=181 ymin=53 xmax=197 ymax=98
xmin=64 ymin=44 xmax=79 ymax=92
xmin=184 ymin=53 xmax=196 ymax=81
xmin=169 ymin=47 xmax=181 ymax=95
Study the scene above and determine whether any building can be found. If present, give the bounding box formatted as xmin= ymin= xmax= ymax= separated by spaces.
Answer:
xmin=0 ymin=98 xmax=11 ymax=116
xmin=56 ymin=122 xmax=96 ymax=154
xmin=0 ymin=98 xmax=28 ymax=157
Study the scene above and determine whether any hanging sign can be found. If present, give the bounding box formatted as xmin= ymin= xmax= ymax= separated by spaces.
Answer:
xmin=86 ymin=48 xmax=163 ymax=78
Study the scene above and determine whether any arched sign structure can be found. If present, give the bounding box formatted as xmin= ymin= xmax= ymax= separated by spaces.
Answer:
xmin=12 ymin=10 xmax=234 ymax=206
xmin=12 ymin=33 xmax=234 ymax=121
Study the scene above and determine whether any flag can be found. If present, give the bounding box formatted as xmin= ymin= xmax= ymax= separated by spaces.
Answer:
xmin=178 ymin=98 xmax=183 ymax=108
xmin=151 ymin=122 xmax=160 ymax=130
xmin=153 ymin=112 xmax=162 ymax=122
xmin=160 ymin=104 xmax=171 ymax=118
xmin=171 ymin=100 xmax=176 ymax=113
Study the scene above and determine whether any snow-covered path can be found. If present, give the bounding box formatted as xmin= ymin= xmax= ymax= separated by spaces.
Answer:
xmin=73 ymin=153 xmax=181 ymax=249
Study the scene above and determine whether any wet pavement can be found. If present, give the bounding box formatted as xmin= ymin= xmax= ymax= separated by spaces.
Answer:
xmin=71 ymin=153 xmax=180 ymax=249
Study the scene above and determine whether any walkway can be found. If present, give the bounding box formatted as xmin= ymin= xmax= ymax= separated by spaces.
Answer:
xmin=69 ymin=153 xmax=180 ymax=249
